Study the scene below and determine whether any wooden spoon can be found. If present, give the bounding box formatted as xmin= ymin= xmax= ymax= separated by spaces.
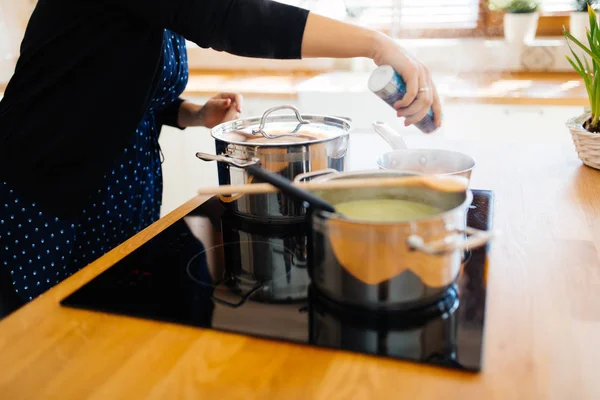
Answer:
xmin=197 ymin=175 xmax=469 ymax=197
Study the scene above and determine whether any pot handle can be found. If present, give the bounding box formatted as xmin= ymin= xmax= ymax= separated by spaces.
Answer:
xmin=293 ymin=168 xmax=340 ymax=183
xmin=407 ymin=227 xmax=494 ymax=256
xmin=195 ymin=152 xmax=260 ymax=169
xmin=372 ymin=120 xmax=408 ymax=150
xmin=252 ymin=105 xmax=309 ymax=137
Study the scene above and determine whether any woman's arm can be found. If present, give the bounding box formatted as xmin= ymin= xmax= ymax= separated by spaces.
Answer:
xmin=102 ymin=0 xmax=309 ymax=59
xmin=301 ymin=13 xmax=441 ymax=127
xmin=106 ymin=0 xmax=440 ymax=127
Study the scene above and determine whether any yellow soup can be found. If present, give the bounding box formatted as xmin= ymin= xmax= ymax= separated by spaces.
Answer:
xmin=335 ymin=199 xmax=442 ymax=222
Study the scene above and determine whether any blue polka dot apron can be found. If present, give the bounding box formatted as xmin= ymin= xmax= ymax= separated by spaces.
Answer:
xmin=0 ymin=30 xmax=189 ymax=302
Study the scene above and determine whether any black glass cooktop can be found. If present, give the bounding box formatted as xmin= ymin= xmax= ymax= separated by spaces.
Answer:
xmin=61 ymin=190 xmax=494 ymax=372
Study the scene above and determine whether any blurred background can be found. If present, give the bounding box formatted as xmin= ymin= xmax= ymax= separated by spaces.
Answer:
xmin=0 ymin=0 xmax=591 ymax=214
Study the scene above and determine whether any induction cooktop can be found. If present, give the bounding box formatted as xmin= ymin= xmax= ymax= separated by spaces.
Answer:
xmin=61 ymin=190 xmax=494 ymax=372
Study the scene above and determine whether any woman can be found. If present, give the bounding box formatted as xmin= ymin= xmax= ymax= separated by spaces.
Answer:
xmin=0 ymin=0 xmax=442 ymax=305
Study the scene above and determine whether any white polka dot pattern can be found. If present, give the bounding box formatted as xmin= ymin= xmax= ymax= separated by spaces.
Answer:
xmin=0 ymin=30 xmax=188 ymax=302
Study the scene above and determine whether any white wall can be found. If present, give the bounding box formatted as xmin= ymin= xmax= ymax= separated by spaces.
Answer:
xmin=0 ymin=0 xmax=34 ymax=82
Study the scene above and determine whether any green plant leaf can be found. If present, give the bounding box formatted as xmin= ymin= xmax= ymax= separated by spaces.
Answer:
xmin=589 ymin=4 xmax=597 ymax=35
xmin=593 ymin=71 xmax=600 ymax=122
xmin=566 ymin=56 xmax=586 ymax=79
xmin=584 ymin=52 xmax=593 ymax=77
xmin=502 ymin=0 xmax=539 ymax=13
xmin=590 ymin=8 xmax=598 ymax=49
xmin=564 ymin=30 xmax=600 ymax=65
xmin=585 ymin=30 xmax=599 ymax=72
xmin=566 ymin=55 xmax=594 ymax=118
xmin=565 ymin=5 xmax=600 ymax=125
xmin=567 ymin=38 xmax=589 ymax=75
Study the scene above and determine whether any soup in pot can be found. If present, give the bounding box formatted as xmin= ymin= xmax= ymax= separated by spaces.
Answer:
xmin=335 ymin=199 xmax=442 ymax=222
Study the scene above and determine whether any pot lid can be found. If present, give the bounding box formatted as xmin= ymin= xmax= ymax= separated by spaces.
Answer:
xmin=211 ymin=105 xmax=352 ymax=146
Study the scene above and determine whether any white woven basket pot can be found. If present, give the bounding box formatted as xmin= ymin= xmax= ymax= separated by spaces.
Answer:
xmin=567 ymin=113 xmax=600 ymax=170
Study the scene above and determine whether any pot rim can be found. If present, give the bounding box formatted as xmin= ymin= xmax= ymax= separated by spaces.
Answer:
xmin=211 ymin=112 xmax=352 ymax=148
xmin=308 ymin=169 xmax=423 ymax=182
xmin=313 ymin=189 xmax=473 ymax=227
xmin=375 ymin=148 xmax=476 ymax=176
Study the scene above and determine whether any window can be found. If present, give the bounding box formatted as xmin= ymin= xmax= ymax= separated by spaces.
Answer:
xmin=273 ymin=0 xmax=483 ymax=37
xmin=541 ymin=0 xmax=576 ymax=13
xmin=345 ymin=0 xmax=481 ymax=29
xmin=344 ymin=0 xmax=484 ymax=37
xmin=275 ymin=0 xmax=576 ymax=38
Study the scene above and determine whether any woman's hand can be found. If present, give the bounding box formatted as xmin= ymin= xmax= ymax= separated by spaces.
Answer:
xmin=372 ymin=35 xmax=442 ymax=128
xmin=177 ymin=93 xmax=243 ymax=129
xmin=301 ymin=14 xmax=442 ymax=129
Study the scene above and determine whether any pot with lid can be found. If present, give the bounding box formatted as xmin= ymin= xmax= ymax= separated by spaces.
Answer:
xmin=196 ymin=105 xmax=351 ymax=222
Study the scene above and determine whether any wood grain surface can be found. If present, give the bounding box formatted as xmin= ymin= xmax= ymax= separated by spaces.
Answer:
xmin=0 ymin=124 xmax=599 ymax=399
xmin=1 ymin=71 xmax=588 ymax=106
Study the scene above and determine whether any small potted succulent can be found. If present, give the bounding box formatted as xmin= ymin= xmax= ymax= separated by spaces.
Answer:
xmin=489 ymin=0 xmax=540 ymax=43
xmin=570 ymin=1 xmax=598 ymax=42
xmin=565 ymin=5 xmax=600 ymax=169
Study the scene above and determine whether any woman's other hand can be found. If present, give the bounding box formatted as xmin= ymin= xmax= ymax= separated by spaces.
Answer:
xmin=372 ymin=36 xmax=441 ymax=128
xmin=301 ymin=14 xmax=442 ymax=128
xmin=178 ymin=92 xmax=243 ymax=128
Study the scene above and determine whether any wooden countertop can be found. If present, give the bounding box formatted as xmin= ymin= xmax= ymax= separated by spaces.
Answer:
xmin=181 ymin=70 xmax=590 ymax=106
xmin=0 ymin=121 xmax=599 ymax=398
xmin=181 ymin=69 xmax=318 ymax=99
xmin=438 ymin=71 xmax=589 ymax=106
xmin=1 ymin=70 xmax=588 ymax=105
xmin=293 ymin=70 xmax=590 ymax=106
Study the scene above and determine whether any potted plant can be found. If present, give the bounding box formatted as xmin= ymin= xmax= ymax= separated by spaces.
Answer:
xmin=565 ymin=5 xmax=600 ymax=169
xmin=489 ymin=0 xmax=540 ymax=43
xmin=570 ymin=1 xmax=598 ymax=42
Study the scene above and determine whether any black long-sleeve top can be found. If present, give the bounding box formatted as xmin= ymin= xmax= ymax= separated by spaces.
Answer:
xmin=0 ymin=0 xmax=309 ymax=218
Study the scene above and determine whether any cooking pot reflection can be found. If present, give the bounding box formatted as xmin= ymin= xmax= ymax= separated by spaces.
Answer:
xmin=307 ymin=286 xmax=461 ymax=366
xmin=186 ymin=214 xmax=310 ymax=307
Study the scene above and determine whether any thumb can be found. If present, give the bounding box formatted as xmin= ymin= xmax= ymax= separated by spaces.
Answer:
xmin=224 ymin=105 xmax=240 ymax=121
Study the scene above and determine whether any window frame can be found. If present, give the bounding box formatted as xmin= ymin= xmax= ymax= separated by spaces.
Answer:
xmin=366 ymin=0 xmax=572 ymax=39
xmin=369 ymin=0 xmax=489 ymax=38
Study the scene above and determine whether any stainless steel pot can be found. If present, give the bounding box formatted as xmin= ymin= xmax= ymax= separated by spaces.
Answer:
xmin=196 ymin=105 xmax=351 ymax=222
xmin=307 ymin=174 xmax=493 ymax=311
xmin=373 ymin=121 xmax=475 ymax=183
xmin=376 ymin=150 xmax=475 ymax=182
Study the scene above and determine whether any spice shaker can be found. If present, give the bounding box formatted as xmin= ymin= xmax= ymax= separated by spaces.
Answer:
xmin=368 ymin=65 xmax=437 ymax=134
